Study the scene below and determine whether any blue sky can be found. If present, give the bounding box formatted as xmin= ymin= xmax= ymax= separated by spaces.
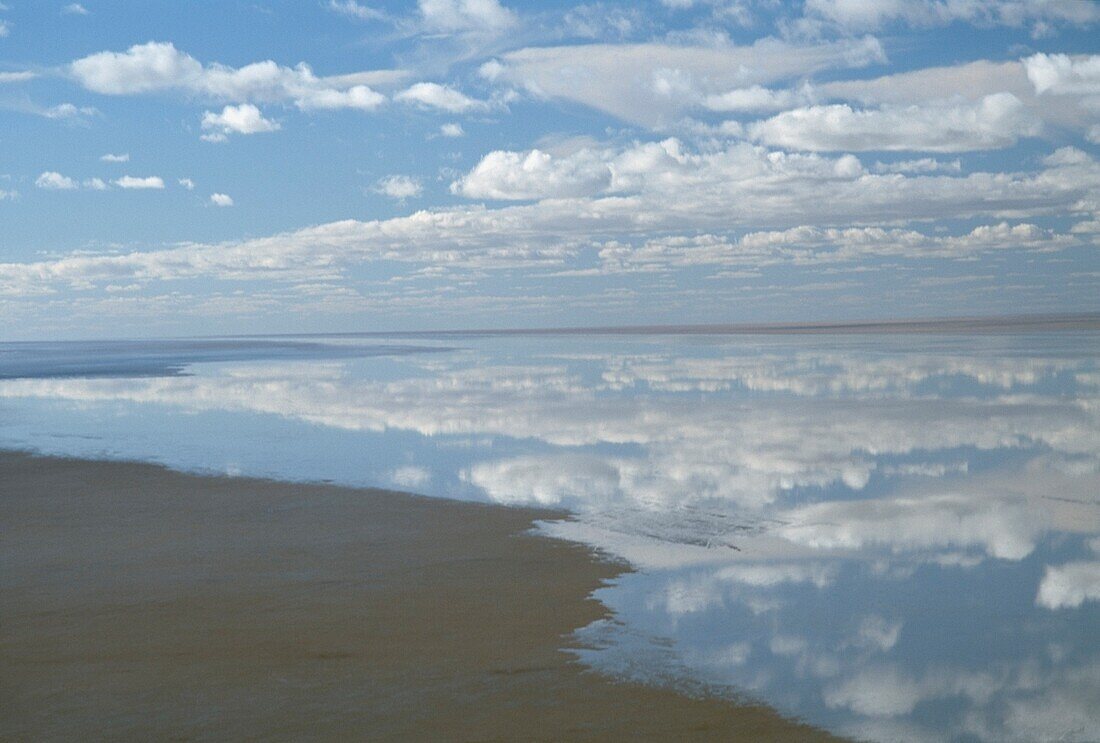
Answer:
xmin=0 ymin=0 xmax=1098 ymax=338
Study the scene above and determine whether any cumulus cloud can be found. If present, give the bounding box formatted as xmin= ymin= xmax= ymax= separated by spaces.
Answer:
xmin=440 ymin=122 xmax=464 ymax=137
xmin=200 ymin=104 xmax=280 ymax=141
xmin=209 ymin=192 xmax=234 ymax=207
xmin=452 ymin=148 xmax=611 ymax=200
xmin=35 ymin=172 xmax=112 ymax=192
xmin=61 ymin=3 xmax=89 ymax=15
xmin=597 ymin=222 xmax=1077 ymax=273
xmin=178 ymin=178 xmax=195 ymax=190
xmin=749 ymin=93 xmax=1041 ymax=152
xmin=417 ymin=0 xmax=516 ymax=34
xmin=3 ymin=140 xmax=1097 ymax=297
xmin=816 ymin=58 xmax=1096 ymax=136
xmin=872 ymin=157 xmax=961 ymax=174
xmin=113 ymin=175 xmax=164 ymax=189
xmin=294 ymin=85 xmax=385 ymax=111
xmin=71 ymin=41 xmax=207 ymax=95
xmin=395 ymin=82 xmax=486 ymax=113
xmin=100 ymin=152 xmax=129 ymax=163
xmin=1026 ymin=53 xmax=1100 ymax=96
xmin=35 ymin=171 xmax=78 ymax=190
xmin=1025 ymin=53 xmax=1100 ymax=115
xmin=1036 ymin=561 xmax=1100 ymax=609
xmin=704 ymin=84 xmax=814 ymax=113
xmin=373 ymin=175 xmax=423 ymax=200
xmin=36 ymin=102 xmax=96 ymax=120
xmin=450 ymin=138 xmax=1100 ymax=230
xmin=69 ymin=41 xmax=388 ymax=113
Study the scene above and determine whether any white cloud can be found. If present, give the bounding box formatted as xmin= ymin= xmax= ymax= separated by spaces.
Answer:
xmin=35 ymin=171 xmax=78 ymax=190
xmin=373 ymin=175 xmax=423 ymax=200
xmin=61 ymin=3 xmax=89 ymax=15
xmin=0 ymin=71 xmax=36 ymax=83
xmin=178 ymin=178 xmax=195 ymax=190
xmin=41 ymin=103 xmax=98 ymax=120
xmin=440 ymin=122 xmax=464 ymax=137
xmin=1025 ymin=53 xmax=1100 ymax=115
xmin=69 ymin=41 xmax=388 ymax=113
xmin=872 ymin=157 xmax=961 ymax=174
xmin=452 ymin=148 xmax=611 ymax=200
xmin=210 ymin=192 xmax=234 ymax=207
xmin=34 ymin=172 xmax=112 ymax=192
xmin=395 ymin=82 xmax=486 ymax=113
xmin=493 ymin=36 xmax=885 ymax=127
xmin=450 ymin=138 xmax=1100 ymax=231
xmin=0 ymin=20 xmax=9 ymax=37
xmin=294 ymin=85 xmax=384 ymax=111
xmin=817 ymin=58 xmax=1095 ymax=136
xmin=704 ymin=84 xmax=814 ymax=113
xmin=1036 ymin=561 xmax=1100 ymax=609
xmin=71 ymin=41 xmax=205 ymax=95
xmin=327 ymin=0 xmax=386 ymax=21
xmin=477 ymin=59 xmax=504 ymax=81
xmin=748 ymin=93 xmax=1041 ymax=152
xmin=2 ymin=139 xmax=1096 ymax=297
xmin=666 ymin=219 xmax=1078 ymax=267
xmin=417 ymin=0 xmax=516 ymax=34
xmin=1026 ymin=53 xmax=1100 ymax=96
xmin=100 ymin=152 xmax=129 ymax=163
xmin=200 ymin=104 xmax=280 ymax=141
xmin=113 ymin=175 xmax=164 ymax=189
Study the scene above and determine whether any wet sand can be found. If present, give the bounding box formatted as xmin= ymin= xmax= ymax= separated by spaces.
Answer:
xmin=0 ymin=452 xmax=836 ymax=741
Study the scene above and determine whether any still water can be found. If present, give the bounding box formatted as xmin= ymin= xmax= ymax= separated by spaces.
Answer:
xmin=1 ymin=331 xmax=1098 ymax=741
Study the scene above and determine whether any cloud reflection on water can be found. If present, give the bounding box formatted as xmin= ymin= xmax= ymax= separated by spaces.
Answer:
xmin=0 ymin=334 xmax=1097 ymax=740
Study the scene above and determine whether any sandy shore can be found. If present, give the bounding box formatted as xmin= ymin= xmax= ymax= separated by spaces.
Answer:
xmin=0 ymin=452 xmax=835 ymax=741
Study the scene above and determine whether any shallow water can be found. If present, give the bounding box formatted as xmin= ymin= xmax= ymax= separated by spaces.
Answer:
xmin=1 ymin=331 xmax=1097 ymax=741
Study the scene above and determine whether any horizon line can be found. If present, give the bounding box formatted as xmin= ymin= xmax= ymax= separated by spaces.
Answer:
xmin=236 ymin=311 xmax=1100 ymax=339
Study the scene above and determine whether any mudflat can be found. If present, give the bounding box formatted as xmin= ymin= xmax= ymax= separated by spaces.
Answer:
xmin=0 ymin=452 xmax=835 ymax=741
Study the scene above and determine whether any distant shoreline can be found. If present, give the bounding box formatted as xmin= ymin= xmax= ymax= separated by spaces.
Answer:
xmin=4 ymin=312 xmax=1098 ymax=345
xmin=232 ymin=311 xmax=1100 ymax=339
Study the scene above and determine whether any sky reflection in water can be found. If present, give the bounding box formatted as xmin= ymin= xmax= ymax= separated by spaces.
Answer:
xmin=1 ymin=332 xmax=1098 ymax=741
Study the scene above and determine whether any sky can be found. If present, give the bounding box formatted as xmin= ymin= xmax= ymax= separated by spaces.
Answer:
xmin=0 ymin=0 xmax=1098 ymax=338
